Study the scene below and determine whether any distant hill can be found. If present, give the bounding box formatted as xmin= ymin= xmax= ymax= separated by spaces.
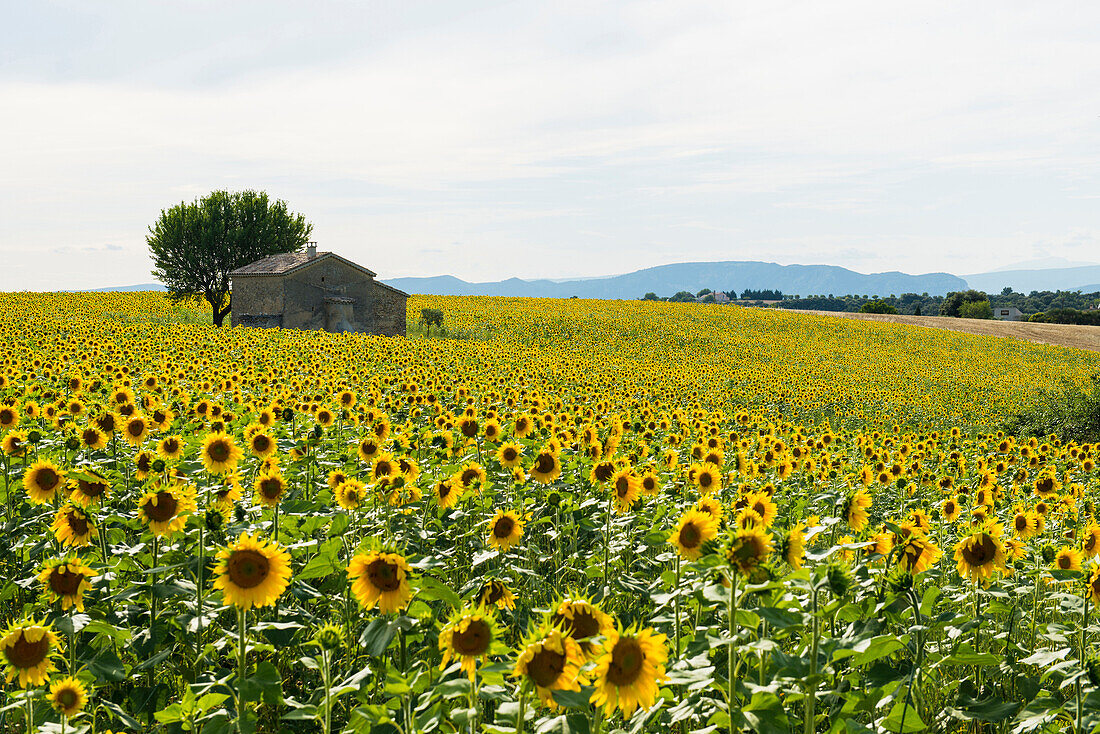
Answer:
xmin=963 ymin=266 xmax=1100 ymax=294
xmin=383 ymin=261 xmax=967 ymax=299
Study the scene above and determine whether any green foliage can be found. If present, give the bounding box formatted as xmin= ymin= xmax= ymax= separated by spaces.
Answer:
xmin=642 ymin=292 xmax=660 ymax=301
xmin=940 ymin=290 xmax=990 ymax=317
xmin=668 ymin=290 xmax=696 ymax=302
xmin=418 ymin=308 xmax=444 ymax=336
xmin=859 ymin=300 xmax=898 ymax=315
xmin=741 ymin=288 xmax=784 ymax=300
xmin=1029 ymin=308 xmax=1100 ymax=325
xmin=958 ymin=300 xmax=993 ymax=319
xmin=1004 ymin=373 xmax=1100 ymax=442
xmin=147 ymin=190 xmax=313 ymax=325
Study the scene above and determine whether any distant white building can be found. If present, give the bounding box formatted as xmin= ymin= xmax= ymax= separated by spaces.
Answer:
xmin=714 ymin=291 xmax=730 ymax=304
xmin=993 ymin=306 xmax=1024 ymax=321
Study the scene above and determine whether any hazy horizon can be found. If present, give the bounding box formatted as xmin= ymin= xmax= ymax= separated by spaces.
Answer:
xmin=4 ymin=2 xmax=1100 ymax=291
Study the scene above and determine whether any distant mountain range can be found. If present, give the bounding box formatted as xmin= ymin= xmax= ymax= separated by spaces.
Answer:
xmin=383 ymin=262 xmax=967 ymax=299
xmin=86 ymin=261 xmax=1100 ymax=299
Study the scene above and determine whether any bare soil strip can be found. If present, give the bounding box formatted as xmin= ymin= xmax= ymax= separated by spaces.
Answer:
xmin=781 ymin=309 xmax=1100 ymax=352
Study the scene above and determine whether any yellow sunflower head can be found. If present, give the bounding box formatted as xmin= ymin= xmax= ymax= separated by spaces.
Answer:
xmin=438 ymin=606 xmax=505 ymax=681
xmin=201 ymin=432 xmax=242 ymax=475
xmin=347 ymin=550 xmax=413 ymax=614
xmin=48 ymin=675 xmax=89 ymax=717
xmin=213 ymin=532 xmax=292 ymax=610
xmin=137 ymin=485 xmax=197 ymax=538
xmin=669 ymin=508 xmax=719 ymax=561
xmin=589 ymin=623 xmax=669 ymax=718
xmin=24 ymin=459 xmax=66 ymax=504
xmin=1 ymin=618 xmax=61 ymax=688
xmin=51 ymin=504 xmax=95 ymax=548
xmin=487 ymin=510 xmax=524 ymax=552
xmin=512 ymin=623 xmax=585 ymax=708
xmin=38 ymin=556 xmax=97 ymax=612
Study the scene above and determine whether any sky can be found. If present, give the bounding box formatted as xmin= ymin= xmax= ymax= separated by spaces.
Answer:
xmin=3 ymin=1 xmax=1100 ymax=290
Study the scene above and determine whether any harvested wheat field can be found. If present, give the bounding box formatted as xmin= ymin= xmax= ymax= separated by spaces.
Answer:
xmin=787 ymin=309 xmax=1100 ymax=352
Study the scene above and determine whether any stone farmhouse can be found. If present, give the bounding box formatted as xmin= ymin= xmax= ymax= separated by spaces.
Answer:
xmin=229 ymin=244 xmax=408 ymax=336
xmin=993 ymin=306 xmax=1024 ymax=322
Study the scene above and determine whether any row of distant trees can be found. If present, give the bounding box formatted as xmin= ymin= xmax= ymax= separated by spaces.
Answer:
xmin=642 ymin=288 xmax=787 ymax=303
xmin=641 ymin=287 xmax=1100 ymax=323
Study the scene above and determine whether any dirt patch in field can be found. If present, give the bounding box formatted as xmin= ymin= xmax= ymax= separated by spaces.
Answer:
xmin=783 ymin=310 xmax=1100 ymax=352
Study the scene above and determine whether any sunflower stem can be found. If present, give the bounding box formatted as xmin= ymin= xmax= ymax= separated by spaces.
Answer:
xmin=728 ymin=568 xmax=739 ymax=729
xmin=515 ymin=679 xmax=528 ymax=734
xmin=25 ymin=690 xmax=33 ymax=734
xmin=237 ymin=606 xmax=248 ymax=731
xmin=195 ymin=524 xmax=205 ymax=676
xmin=150 ymin=534 xmax=159 ymax=656
xmin=321 ymin=647 xmax=332 ymax=734
xmin=674 ymin=554 xmax=682 ymax=658
xmin=804 ymin=584 xmax=819 ymax=734
xmin=602 ymin=494 xmax=613 ymax=598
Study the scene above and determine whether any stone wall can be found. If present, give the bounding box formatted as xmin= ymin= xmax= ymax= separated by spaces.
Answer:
xmin=236 ymin=257 xmax=406 ymax=336
xmin=230 ymin=276 xmax=284 ymax=327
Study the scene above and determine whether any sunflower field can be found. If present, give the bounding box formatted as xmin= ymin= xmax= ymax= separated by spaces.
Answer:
xmin=2 ymin=291 xmax=1100 ymax=734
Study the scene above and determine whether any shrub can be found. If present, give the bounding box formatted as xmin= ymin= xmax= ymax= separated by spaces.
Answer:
xmin=958 ymin=300 xmax=993 ymax=320
xmin=860 ymin=300 xmax=898 ymax=315
xmin=1029 ymin=308 xmax=1100 ymax=325
xmin=940 ymin=289 xmax=989 ymax=317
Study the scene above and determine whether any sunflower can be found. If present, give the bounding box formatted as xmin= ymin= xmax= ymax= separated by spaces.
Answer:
xmin=201 ymin=432 xmax=242 ymax=475
xmin=1088 ymin=566 xmax=1100 ymax=606
xmin=335 ymin=479 xmax=367 ymax=510
xmin=610 ymin=468 xmax=641 ymax=513
xmin=48 ymin=675 xmax=89 ymax=717
xmin=0 ymin=405 xmax=18 ymax=430
xmin=742 ymin=490 xmax=778 ymax=528
xmin=529 ymin=449 xmax=562 ymax=484
xmin=513 ymin=415 xmax=534 ymax=438
xmin=551 ymin=596 xmax=614 ymax=656
xmin=724 ymin=526 xmax=774 ymax=575
xmin=496 ymin=441 xmax=524 ymax=468
xmin=122 ymin=415 xmax=149 ymax=446
xmin=589 ymin=624 xmax=669 ymax=718
xmin=1011 ymin=508 xmax=1039 ymax=539
xmin=669 ymin=509 xmax=719 ymax=561
xmin=895 ymin=533 xmax=942 ymax=574
xmin=157 ymin=435 xmax=184 ymax=461
xmin=134 ymin=450 xmax=155 ymax=480
xmin=439 ymin=606 xmax=503 ymax=680
xmin=1 ymin=618 xmax=60 ymax=687
xmin=38 ymin=556 xmax=97 ymax=612
xmin=780 ymin=522 xmax=806 ymax=569
xmin=52 ymin=505 xmax=95 ymax=548
xmin=248 ymin=431 xmax=277 ymax=459
xmin=69 ymin=469 xmax=111 ymax=507
xmin=639 ymin=470 xmax=661 ymax=496
xmin=1054 ymin=547 xmax=1083 ymax=572
xmin=137 ymin=485 xmax=196 ymax=537
xmin=213 ymin=532 xmax=292 ymax=610
xmin=477 ymin=577 xmax=516 ymax=610
xmin=486 ymin=510 xmax=524 ymax=552
xmin=327 ymin=469 xmax=350 ymax=490
xmin=694 ymin=494 xmax=723 ymax=523
xmin=253 ymin=473 xmax=287 ymax=507
xmin=1034 ymin=474 xmax=1061 ymax=498
xmin=954 ymin=521 xmax=1008 ymax=585
xmin=24 ymin=459 xmax=66 ymax=504
xmin=371 ymin=453 xmax=401 ymax=485
xmin=79 ymin=425 xmax=107 ymax=451
xmin=691 ymin=462 xmax=722 ymax=493
xmin=432 ymin=478 xmax=462 ymax=509
xmin=513 ymin=625 xmax=585 ymax=708
xmin=348 ymin=551 xmax=413 ymax=613
xmin=845 ymin=489 xmax=872 ymax=532
xmin=1 ymin=429 xmax=28 ymax=457
xmin=1083 ymin=524 xmax=1100 ymax=558
xmin=941 ymin=496 xmax=962 ymax=523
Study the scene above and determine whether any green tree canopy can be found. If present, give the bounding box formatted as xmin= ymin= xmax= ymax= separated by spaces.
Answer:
xmin=147 ymin=190 xmax=313 ymax=325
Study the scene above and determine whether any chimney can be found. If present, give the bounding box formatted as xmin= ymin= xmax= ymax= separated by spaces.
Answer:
xmin=306 ymin=242 xmax=317 ymax=259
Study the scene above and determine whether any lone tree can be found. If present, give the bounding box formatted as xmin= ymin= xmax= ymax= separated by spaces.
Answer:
xmin=147 ymin=190 xmax=313 ymax=326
